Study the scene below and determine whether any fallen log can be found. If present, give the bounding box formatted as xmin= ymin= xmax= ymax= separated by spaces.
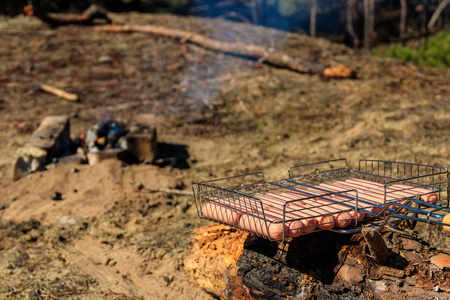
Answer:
xmin=185 ymin=225 xmax=450 ymax=299
xmin=95 ymin=24 xmax=356 ymax=78
xmin=24 ymin=4 xmax=112 ymax=27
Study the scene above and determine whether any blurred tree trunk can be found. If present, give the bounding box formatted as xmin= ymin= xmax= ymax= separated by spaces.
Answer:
xmin=346 ymin=0 xmax=359 ymax=48
xmin=363 ymin=0 xmax=375 ymax=50
xmin=250 ymin=0 xmax=262 ymax=24
xmin=420 ymin=0 xmax=429 ymax=35
xmin=427 ymin=0 xmax=450 ymax=31
xmin=310 ymin=0 xmax=317 ymax=37
xmin=400 ymin=0 xmax=407 ymax=41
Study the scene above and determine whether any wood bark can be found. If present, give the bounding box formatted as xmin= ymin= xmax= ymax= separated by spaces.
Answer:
xmin=362 ymin=227 xmax=389 ymax=264
xmin=23 ymin=4 xmax=112 ymax=27
xmin=95 ymin=24 xmax=356 ymax=78
xmin=185 ymin=225 xmax=450 ymax=299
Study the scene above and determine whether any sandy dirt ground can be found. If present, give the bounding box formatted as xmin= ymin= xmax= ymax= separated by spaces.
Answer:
xmin=0 ymin=11 xmax=449 ymax=299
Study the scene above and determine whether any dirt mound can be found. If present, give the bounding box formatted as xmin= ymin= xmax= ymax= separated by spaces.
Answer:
xmin=1 ymin=159 xmax=178 ymax=224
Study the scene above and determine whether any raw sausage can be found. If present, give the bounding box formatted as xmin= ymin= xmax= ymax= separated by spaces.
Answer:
xmin=239 ymin=214 xmax=287 ymax=241
xmin=336 ymin=180 xmax=406 ymax=212
xmin=317 ymin=183 xmax=381 ymax=218
xmin=257 ymin=193 xmax=317 ymax=235
xmin=202 ymin=202 xmax=241 ymax=225
xmin=347 ymin=178 xmax=437 ymax=204
xmin=282 ymin=191 xmax=353 ymax=228
xmin=342 ymin=179 xmax=410 ymax=212
xmin=268 ymin=192 xmax=336 ymax=230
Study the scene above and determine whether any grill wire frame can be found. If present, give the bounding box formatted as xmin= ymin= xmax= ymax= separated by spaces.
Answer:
xmin=192 ymin=159 xmax=450 ymax=242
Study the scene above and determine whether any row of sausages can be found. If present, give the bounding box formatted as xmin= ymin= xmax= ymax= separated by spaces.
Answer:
xmin=201 ymin=178 xmax=437 ymax=240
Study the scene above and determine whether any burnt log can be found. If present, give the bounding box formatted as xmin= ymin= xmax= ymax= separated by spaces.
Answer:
xmin=186 ymin=226 xmax=450 ymax=299
xmin=24 ymin=4 xmax=112 ymax=27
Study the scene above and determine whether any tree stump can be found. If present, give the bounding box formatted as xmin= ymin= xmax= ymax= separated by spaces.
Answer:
xmin=185 ymin=226 xmax=450 ymax=299
xmin=127 ymin=114 xmax=158 ymax=163
xmin=184 ymin=224 xmax=252 ymax=299
xmin=13 ymin=115 xmax=71 ymax=180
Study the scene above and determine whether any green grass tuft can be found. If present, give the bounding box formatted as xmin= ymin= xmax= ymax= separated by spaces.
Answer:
xmin=373 ymin=30 xmax=450 ymax=68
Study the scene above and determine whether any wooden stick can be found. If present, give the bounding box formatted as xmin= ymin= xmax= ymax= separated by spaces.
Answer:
xmin=95 ymin=24 xmax=356 ymax=78
xmin=35 ymin=83 xmax=79 ymax=101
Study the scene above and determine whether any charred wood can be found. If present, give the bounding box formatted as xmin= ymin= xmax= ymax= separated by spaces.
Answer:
xmin=24 ymin=4 xmax=112 ymax=27
xmin=186 ymin=226 xmax=450 ymax=299
xmin=362 ymin=227 xmax=389 ymax=264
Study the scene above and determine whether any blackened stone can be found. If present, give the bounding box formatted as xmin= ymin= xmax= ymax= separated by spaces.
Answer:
xmin=51 ymin=192 xmax=62 ymax=201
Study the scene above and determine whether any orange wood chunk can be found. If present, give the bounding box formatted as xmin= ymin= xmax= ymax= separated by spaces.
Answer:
xmin=430 ymin=253 xmax=450 ymax=269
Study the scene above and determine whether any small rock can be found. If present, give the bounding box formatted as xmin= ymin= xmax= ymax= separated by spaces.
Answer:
xmin=51 ymin=192 xmax=62 ymax=201
xmin=71 ymin=168 xmax=79 ymax=173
